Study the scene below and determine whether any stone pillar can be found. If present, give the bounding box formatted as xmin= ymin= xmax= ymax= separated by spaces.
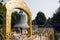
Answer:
xmin=3 ymin=9 xmax=11 ymax=40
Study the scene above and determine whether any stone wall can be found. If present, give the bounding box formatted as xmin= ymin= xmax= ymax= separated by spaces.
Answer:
xmin=32 ymin=26 xmax=54 ymax=40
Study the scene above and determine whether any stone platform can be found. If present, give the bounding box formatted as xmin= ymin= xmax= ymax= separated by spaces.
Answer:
xmin=11 ymin=32 xmax=50 ymax=40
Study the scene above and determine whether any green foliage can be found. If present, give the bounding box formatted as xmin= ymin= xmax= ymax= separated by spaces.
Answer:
xmin=51 ymin=7 xmax=60 ymax=26
xmin=32 ymin=11 xmax=46 ymax=26
xmin=11 ymin=11 xmax=18 ymax=28
xmin=35 ymin=11 xmax=46 ymax=25
xmin=0 ymin=3 xmax=4 ymax=28
xmin=32 ymin=20 xmax=36 ymax=25
xmin=45 ymin=7 xmax=60 ymax=28
xmin=45 ymin=18 xmax=53 ymax=27
xmin=53 ymin=8 xmax=60 ymax=23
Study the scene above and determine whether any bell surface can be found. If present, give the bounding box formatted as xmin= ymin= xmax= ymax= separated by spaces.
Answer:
xmin=14 ymin=13 xmax=29 ymax=28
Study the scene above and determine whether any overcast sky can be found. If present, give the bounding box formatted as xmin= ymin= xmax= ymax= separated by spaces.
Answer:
xmin=25 ymin=0 xmax=60 ymax=20
xmin=0 ymin=0 xmax=60 ymax=20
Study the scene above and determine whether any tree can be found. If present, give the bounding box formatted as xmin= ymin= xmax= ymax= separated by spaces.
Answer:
xmin=52 ymin=7 xmax=60 ymax=32
xmin=32 ymin=19 xmax=36 ymax=25
xmin=32 ymin=11 xmax=46 ymax=26
xmin=45 ymin=17 xmax=53 ymax=27
xmin=11 ymin=11 xmax=18 ymax=28
xmin=0 ymin=3 xmax=4 ymax=28
xmin=52 ymin=7 xmax=60 ymax=27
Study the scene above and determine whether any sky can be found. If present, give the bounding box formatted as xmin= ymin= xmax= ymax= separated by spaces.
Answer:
xmin=0 ymin=0 xmax=60 ymax=20
xmin=24 ymin=0 xmax=60 ymax=20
